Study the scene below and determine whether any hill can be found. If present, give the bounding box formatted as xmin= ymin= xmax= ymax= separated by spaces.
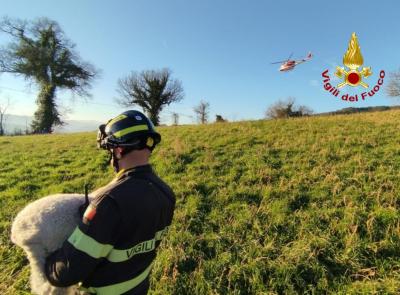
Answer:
xmin=0 ymin=110 xmax=400 ymax=294
xmin=318 ymin=105 xmax=400 ymax=116
xmin=2 ymin=114 xmax=101 ymax=134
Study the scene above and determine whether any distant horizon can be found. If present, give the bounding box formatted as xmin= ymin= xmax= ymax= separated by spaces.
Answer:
xmin=6 ymin=103 xmax=400 ymax=120
xmin=3 ymin=104 xmax=400 ymax=134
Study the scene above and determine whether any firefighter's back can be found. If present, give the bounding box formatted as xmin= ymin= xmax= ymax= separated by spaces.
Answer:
xmin=81 ymin=165 xmax=175 ymax=294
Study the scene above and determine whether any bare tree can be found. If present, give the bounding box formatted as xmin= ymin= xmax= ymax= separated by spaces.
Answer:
xmin=265 ymin=97 xmax=313 ymax=119
xmin=193 ymin=100 xmax=210 ymax=124
xmin=386 ymin=70 xmax=400 ymax=98
xmin=24 ymin=116 xmax=31 ymax=135
xmin=117 ymin=68 xmax=184 ymax=126
xmin=172 ymin=112 xmax=179 ymax=125
xmin=0 ymin=97 xmax=11 ymax=135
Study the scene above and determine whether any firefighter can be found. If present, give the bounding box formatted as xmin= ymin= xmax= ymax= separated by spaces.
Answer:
xmin=45 ymin=110 xmax=176 ymax=295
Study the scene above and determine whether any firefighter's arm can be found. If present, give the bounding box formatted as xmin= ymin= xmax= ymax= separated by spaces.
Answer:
xmin=45 ymin=195 xmax=120 ymax=287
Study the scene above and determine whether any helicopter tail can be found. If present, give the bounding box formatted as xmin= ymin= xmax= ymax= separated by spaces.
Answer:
xmin=306 ymin=52 xmax=312 ymax=59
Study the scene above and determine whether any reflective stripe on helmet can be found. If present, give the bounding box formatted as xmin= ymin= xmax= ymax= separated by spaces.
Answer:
xmin=107 ymin=226 xmax=169 ymax=262
xmin=81 ymin=262 xmax=153 ymax=295
xmin=68 ymin=227 xmax=113 ymax=259
xmin=113 ymin=124 xmax=149 ymax=138
xmin=104 ymin=114 xmax=127 ymax=133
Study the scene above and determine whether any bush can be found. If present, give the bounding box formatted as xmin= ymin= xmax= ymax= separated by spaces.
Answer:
xmin=266 ymin=97 xmax=313 ymax=119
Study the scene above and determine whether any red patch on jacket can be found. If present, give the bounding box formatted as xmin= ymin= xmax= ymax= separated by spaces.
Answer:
xmin=83 ymin=205 xmax=97 ymax=223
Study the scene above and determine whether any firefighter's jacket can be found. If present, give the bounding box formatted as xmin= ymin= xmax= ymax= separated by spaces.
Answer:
xmin=45 ymin=164 xmax=176 ymax=295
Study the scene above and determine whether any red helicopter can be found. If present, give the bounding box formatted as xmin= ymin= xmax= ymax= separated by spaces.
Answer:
xmin=271 ymin=52 xmax=312 ymax=72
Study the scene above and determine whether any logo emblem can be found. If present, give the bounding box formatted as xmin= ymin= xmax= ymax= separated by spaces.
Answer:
xmin=335 ymin=33 xmax=372 ymax=88
xmin=135 ymin=115 xmax=142 ymax=120
xmin=321 ymin=32 xmax=385 ymax=102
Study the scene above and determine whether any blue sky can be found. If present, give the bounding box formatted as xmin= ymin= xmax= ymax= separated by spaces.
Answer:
xmin=0 ymin=0 xmax=399 ymax=124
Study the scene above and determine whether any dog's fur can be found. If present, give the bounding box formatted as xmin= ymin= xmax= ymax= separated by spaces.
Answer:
xmin=11 ymin=194 xmax=91 ymax=295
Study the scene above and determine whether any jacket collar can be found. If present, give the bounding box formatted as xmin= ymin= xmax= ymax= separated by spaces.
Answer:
xmin=115 ymin=164 xmax=153 ymax=180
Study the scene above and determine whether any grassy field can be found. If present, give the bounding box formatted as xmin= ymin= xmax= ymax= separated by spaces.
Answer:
xmin=1 ymin=110 xmax=400 ymax=294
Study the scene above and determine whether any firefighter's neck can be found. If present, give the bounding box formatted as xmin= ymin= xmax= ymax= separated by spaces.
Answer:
xmin=116 ymin=148 xmax=150 ymax=171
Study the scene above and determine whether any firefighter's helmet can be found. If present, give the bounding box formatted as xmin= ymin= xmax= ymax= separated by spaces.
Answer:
xmin=97 ymin=110 xmax=161 ymax=151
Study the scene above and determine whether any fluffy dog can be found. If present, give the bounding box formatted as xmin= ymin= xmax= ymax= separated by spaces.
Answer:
xmin=11 ymin=193 xmax=91 ymax=295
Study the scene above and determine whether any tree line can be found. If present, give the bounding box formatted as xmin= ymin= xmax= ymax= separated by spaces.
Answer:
xmin=0 ymin=16 xmax=227 ymax=132
xmin=0 ymin=17 xmax=184 ymax=133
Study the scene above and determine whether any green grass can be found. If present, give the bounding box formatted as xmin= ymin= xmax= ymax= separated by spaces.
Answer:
xmin=1 ymin=110 xmax=400 ymax=294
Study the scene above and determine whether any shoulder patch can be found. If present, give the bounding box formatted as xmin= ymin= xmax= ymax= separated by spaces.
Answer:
xmin=83 ymin=204 xmax=97 ymax=224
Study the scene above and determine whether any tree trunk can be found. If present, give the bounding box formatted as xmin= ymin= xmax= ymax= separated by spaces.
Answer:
xmin=148 ymin=108 xmax=160 ymax=126
xmin=31 ymin=84 xmax=62 ymax=133
xmin=0 ymin=113 xmax=4 ymax=136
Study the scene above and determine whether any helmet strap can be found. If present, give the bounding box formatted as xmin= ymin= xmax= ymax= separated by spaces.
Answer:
xmin=110 ymin=149 xmax=120 ymax=173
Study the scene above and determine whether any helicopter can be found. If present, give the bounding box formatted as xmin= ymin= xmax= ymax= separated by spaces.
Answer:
xmin=271 ymin=52 xmax=312 ymax=72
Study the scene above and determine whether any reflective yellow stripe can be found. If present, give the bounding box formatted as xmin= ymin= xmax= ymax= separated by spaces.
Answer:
xmin=115 ymin=168 xmax=125 ymax=179
xmin=84 ymin=263 xmax=153 ymax=295
xmin=68 ymin=227 xmax=113 ymax=259
xmin=113 ymin=125 xmax=148 ymax=138
xmin=105 ymin=114 xmax=127 ymax=132
xmin=155 ymin=226 xmax=169 ymax=240
xmin=107 ymin=226 xmax=169 ymax=263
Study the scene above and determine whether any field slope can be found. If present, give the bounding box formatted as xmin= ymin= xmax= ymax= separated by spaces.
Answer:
xmin=1 ymin=110 xmax=400 ymax=294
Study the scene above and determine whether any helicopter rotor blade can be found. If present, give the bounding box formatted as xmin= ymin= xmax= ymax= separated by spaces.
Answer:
xmin=270 ymin=61 xmax=286 ymax=64
xmin=287 ymin=52 xmax=293 ymax=61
